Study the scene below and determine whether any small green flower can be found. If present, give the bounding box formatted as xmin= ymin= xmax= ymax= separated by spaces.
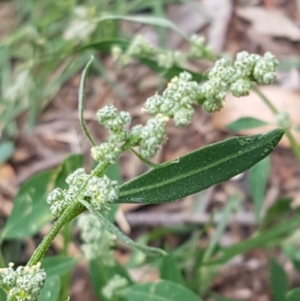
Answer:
xmin=77 ymin=213 xmax=116 ymax=263
xmin=91 ymin=142 xmax=121 ymax=164
xmin=97 ymin=105 xmax=131 ymax=131
xmin=0 ymin=263 xmax=46 ymax=301
xmin=230 ymin=78 xmax=252 ymax=97
xmin=139 ymin=115 xmax=168 ymax=158
xmin=253 ymin=52 xmax=278 ymax=84
xmin=102 ymin=275 xmax=128 ymax=299
xmin=86 ymin=175 xmax=119 ymax=212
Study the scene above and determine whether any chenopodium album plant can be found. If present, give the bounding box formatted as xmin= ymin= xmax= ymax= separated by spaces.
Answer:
xmin=0 ymin=50 xmax=284 ymax=301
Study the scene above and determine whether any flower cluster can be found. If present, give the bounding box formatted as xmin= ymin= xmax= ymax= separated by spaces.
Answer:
xmin=47 ymin=169 xmax=119 ymax=216
xmin=112 ymin=35 xmax=155 ymax=66
xmin=102 ymin=275 xmax=128 ymax=299
xmin=94 ymin=105 xmax=168 ymax=159
xmin=189 ymin=34 xmax=213 ymax=59
xmin=143 ymin=72 xmax=199 ymax=126
xmin=157 ymin=50 xmax=186 ymax=69
xmin=77 ymin=213 xmax=116 ymax=263
xmin=0 ymin=263 xmax=46 ymax=301
xmin=91 ymin=142 xmax=121 ymax=164
xmin=198 ymin=51 xmax=278 ymax=112
xmin=47 ymin=168 xmax=89 ymax=216
xmin=86 ymin=175 xmax=119 ymax=211
xmin=138 ymin=115 xmax=168 ymax=158
xmin=112 ymin=34 xmax=214 ymax=68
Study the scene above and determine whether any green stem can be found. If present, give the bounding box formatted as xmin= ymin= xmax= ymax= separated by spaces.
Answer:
xmin=27 ymin=140 xmax=133 ymax=266
xmin=285 ymin=130 xmax=300 ymax=162
xmin=252 ymin=84 xmax=300 ymax=162
xmin=130 ymin=148 xmax=158 ymax=168
xmin=79 ymin=56 xmax=96 ymax=147
xmin=27 ymin=202 xmax=86 ymax=266
xmin=0 ymin=249 xmax=5 ymax=268
xmin=252 ymin=84 xmax=277 ymax=114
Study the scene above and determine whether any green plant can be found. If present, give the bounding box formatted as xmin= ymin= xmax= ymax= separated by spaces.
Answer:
xmin=0 ymin=47 xmax=286 ymax=301
xmin=0 ymin=0 xmax=196 ymax=163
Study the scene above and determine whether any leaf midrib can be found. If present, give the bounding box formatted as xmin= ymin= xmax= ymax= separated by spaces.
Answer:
xmin=120 ymin=139 xmax=266 ymax=198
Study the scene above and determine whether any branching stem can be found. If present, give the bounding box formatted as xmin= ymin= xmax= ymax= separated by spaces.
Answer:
xmin=252 ymin=84 xmax=300 ymax=162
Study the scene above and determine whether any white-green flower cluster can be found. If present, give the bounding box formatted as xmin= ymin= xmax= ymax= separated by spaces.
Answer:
xmin=112 ymin=35 xmax=155 ymax=66
xmin=86 ymin=175 xmax=119 ymax=211
xmin=126 ymin=35 xmax=154 ymax=57
xmin=189 ymin=34 xmax=213 ymax=59
xmin=47 ymin=168 xmax=89 ymax=216
xmin=94 ymin=104 xmax=168 ymax=159
xmin=0 ymin=262 xmax=46 ymax=301
xmin=275 ymin=111 xmax=290 ymax=128
xmin=97 ymin=105 xmax=131 ymax=133
xmin=143 ymin=72 xmax=199 ymax=127
xmin=47 ymin=169 xmax=119 ymax=216
xmin=94 ymin=51 xmax=278 ymax=161
xmin=198 ymin=51 xmax=278 ymax=112
xmin=91 ymin=142 xmax=121 ymax=164
xmin=102 ymin=275 xmax=128 ymax=299
xmin=77 ymin=213 xmax=116 ymax=263
xmin=138 ymin=114 xmax=168 ymax=158
xmin=157 ymin=50 xmax=186 ymax=69
xmin=112 ymin=34 xmax=214 ymax=68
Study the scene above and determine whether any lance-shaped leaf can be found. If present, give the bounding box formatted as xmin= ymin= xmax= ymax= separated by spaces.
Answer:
xmin=79 ymin=199 xmax=167 ymax=258
xmin=117 ymin=129 xmax=284 ymax=204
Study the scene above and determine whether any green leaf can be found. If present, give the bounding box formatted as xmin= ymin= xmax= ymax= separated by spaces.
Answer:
xmin=203 ymin=194 xmax=239 ymax=263
xmin=226 ymin=117 xmax=268 ymax=131
xmin=78 ymin=38 xmax=129 ymax=52
xmin=295 ymin=125 xmax=300 ymax=132
xmin=117 ymin=129 xmax=284 ymax=205
xmin=282 ymin=229 xmax=300 ymax=271
xmin=248 ymin=156 xmax=270 ymax=222
xmin=39 ymin=276 xmax=60 ymax=301
xmin=1 ymin=170 xmax=53 ymax=240
xmin=138 ymin=57 xmax=207 ymax=82
xmin=0 ymin=141 xmax=14 ymax=163
xmin=213 ymin=295 xmax=242 ymax=301
xmin=80 ymin=40 xmax=206 ymax=82
xmin=121 ymin=280 xmax=202 ymax=301
xmin=286 ymin=288 xmax=300 ymax=301
xmin=278 ymin=57 xmax=300 ymax=72
xmin=89 ymin=259 xmax=131 ymax=301
xmin=95 ymin=15 xmax=186 ymax=39
xmin=0 ymin=287 xmax=7 ymax=300
xmin=41 ymin=256 xmax=79 ymax=278
xmin=105 ymin=163 xmax=122 ymax=183
xmin=261 ymin=198 xmax=292 ymax=230
xmin=212 ymin=212 xmax=300 ymax=265
xmin=79 ymin=199 xmax=166 ymax=258
xmin=78 ymin=57 xmax=96 ymax=147
xmin=160 ymin=253 xmax=184 ymax=285
xmin=269 ymin=259 xmax=288 ymax=301
xmin=105 ymin=163 xmax=122 ymax=222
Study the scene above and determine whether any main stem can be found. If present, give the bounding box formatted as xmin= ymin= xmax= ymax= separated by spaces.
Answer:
xmin=27 ymin=161 xmax=110 ymax=266
xmin=27 ymin=202 xmax=86 ymax=266
xmin=27 ymin=141 xmax=133 ymax=266
xmin=252 ymin=84 xmax=300 ymax=162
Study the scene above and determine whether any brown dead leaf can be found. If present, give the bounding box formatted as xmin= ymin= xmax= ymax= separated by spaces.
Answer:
xmin=203 ymin=0 xmax=233 ymax=53
xmin=0 ymin=164 xmax=15 ymax=185
xmin=236 ymin=7 xmax=300 ymax=41
xmin=167 ymin=1 xmax=208 ymax=49
xmin=0 ymin=164 xmax=16 ymax=195
xmin=212 ymin=85 xmax=300 ymax=148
